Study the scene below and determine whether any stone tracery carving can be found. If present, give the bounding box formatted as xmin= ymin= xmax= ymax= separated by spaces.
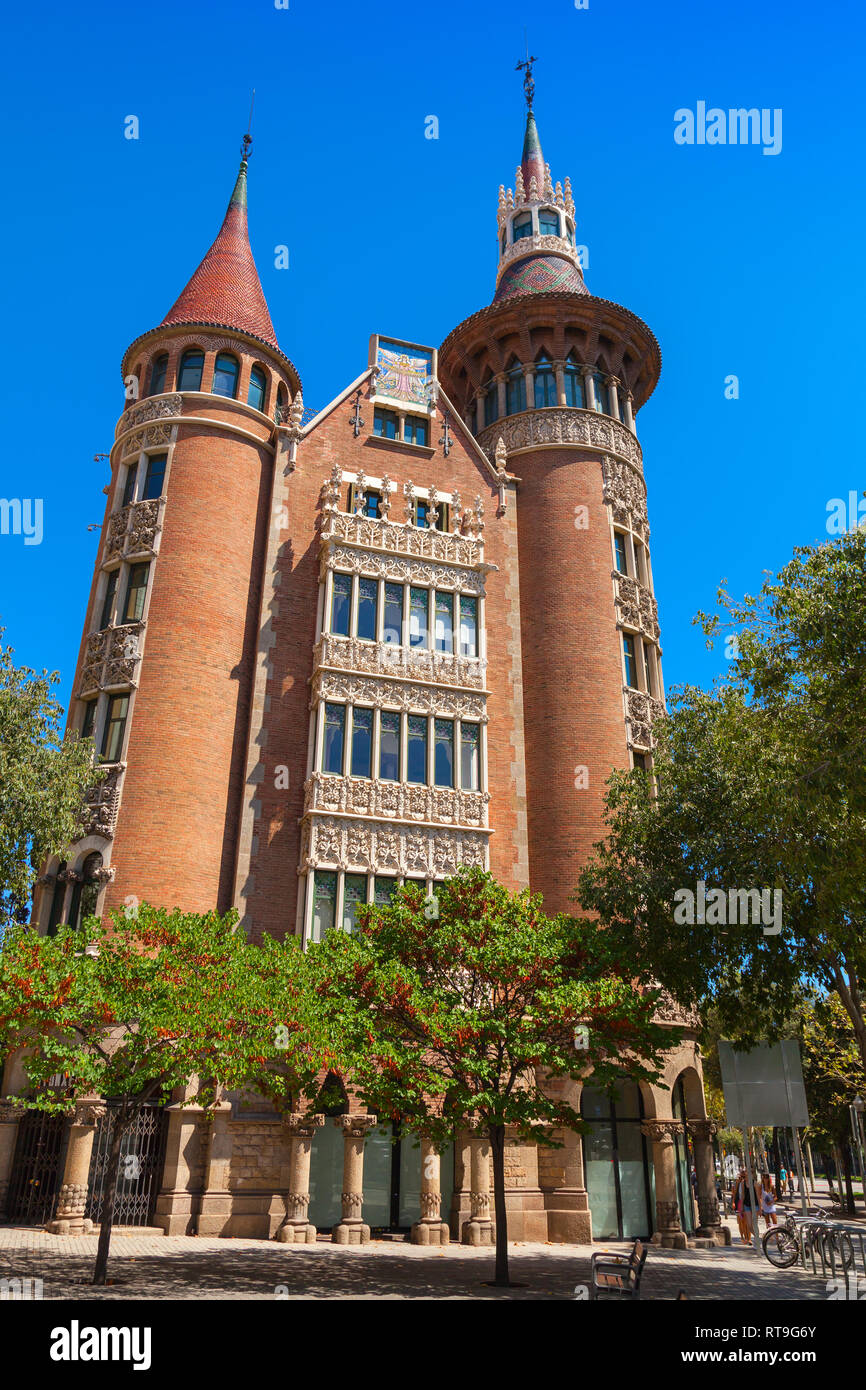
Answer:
xmin=321 ymin=507 xmax=483 ymax=571
xmin=478 ymin=408 xmax=642 ymax=471
xmin=300 ymin=815 xmax=489 ymax=876
xmin=312 ymin=669 xmax=486 ymax=719
xmin=314 ymin=634 xmax=486 ymax=691
xmin=304 ymin=773 xmax=489 ymax=829
xmin=323 ymin=544 xmax=486 ymax=597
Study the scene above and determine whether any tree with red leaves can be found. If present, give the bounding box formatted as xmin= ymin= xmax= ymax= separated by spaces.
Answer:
xmin=308 ymin=867 xmax=675 ymax=1287
xmin=0 ymin=905 xmax=318 ymax=1285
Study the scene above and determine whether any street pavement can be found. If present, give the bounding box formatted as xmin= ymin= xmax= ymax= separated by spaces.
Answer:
xmin=0 ymin=1216 xmax=842 ymax=1300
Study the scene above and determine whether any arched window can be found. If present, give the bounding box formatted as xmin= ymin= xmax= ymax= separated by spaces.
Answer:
xmin=564 ymin=355 xmax=585 ymax=407
xmin=513 ymin=213 xmax=533 ymax=241
xmin=178 ymin=350 xmax=204 ymax=392
xmin=500 ymin=229 xmax=507 ymax=255
xmin=483 ymin=376 xmax=499 ymax=427
xmin=148 ymin=354 xmax=168 ymax=397
xmin=212 ymin=353 xmax=239 ymax=399
xmin=47 ymin=862 xmax=68 ymax=938
xmin=534 ymin=354 xmax=557 ymax=408
xmin=539 ymin=207 xmax=560 ymax=237
xmin=581 ymin=1080 xmax=652 ymax=1240
xmin=591 ymin=371 xmax=609 ymax=415
xmin=275 ymin=384 xmax=288 ymax=424
xmin=247 ymin=365 xmax=267 ymax=412
xmin=505 ymin=361 xmax=526 ymax=415
xmin=69 ymin=852 xmax=104 ymax=932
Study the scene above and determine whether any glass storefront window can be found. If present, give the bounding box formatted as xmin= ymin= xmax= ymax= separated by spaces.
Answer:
xmin=581 ymin=1081 xmax=652 ymax=1241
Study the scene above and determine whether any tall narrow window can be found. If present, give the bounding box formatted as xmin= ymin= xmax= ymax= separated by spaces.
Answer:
xmin=484 ymin=377 xmax=498 ymax=427
xmin=434 ymin=720 xmax=454 ymax=788
xmin=383 ymin=583 xmax=403 ymax=647
xmin=591 ymin=372 xmax=609 ymax=415
xmin=47 ymin=861 xmax=68 ymax=938
xmin=414 ymin=498 xmax=430 ymax=529
xmin=356 ymin=578 xmax=378 ymax=642
xmin=643 ymin=642 xmax=655 ymax=696
xmin=247 ymin=365 xmax=267 ymax=411
xmin=513 ymin=212 xmax=533 ymax=241
xmin=461 ymin=723 xmax=480 ymax=791
xmin=322 ymin=703 xmax=345 ymax=774
xmin=534 ymin=354 xmax=557 ymax=408
xmin=178 ymin=350 xmax=204 ymax=392
xmin=434 ymin=592 xmax=454 ymax=653
xmin=342 ymin=874 xmax=368 ymax=934
xmin=362 ymin=489 xmax=382 ymax=518
xmin=622 ymin=634 xmax=638 ymax=689
xmin=121 ymin=462 xmax=138 ymax=507
xmin=142 ymin=454 xmax=167 ymax=500
xmin=635 ymin=542 xmax=648 ymax=585
xmin=564 ymin=356 xmax=585 ymax=407
xmin=122 ymin=562 xmax=150 ymax=623
xmin=374 ymin=877 xmax=398 ymax=905
xmin=404 ymin=416 xmax=428 ymax=446
xmin=100 ymin=570 xmax=119 ymax=629
xmin=311 ymin=870 xmax=337 ymax=941
xmin=330 ymin=573 xmax=352 ymax=636
xmin=100 ymin=694 xmax=129 ymax=763
xmin=539 ymin=207 xmax=560 ymax=236
xmin=407 ymin=715 xmax=428 ymax=784
xmin=373 ymin=408 xmax=398 ymax=439
xmin=409 ymin=587 xmax=428 ymax=649
xmin=350 ymin=707 xmax=373 ymax=778
xmin=505 ymin=362 xmax=526 ymax=415
xmin=148 ymin=354 xmax=168 ymax=397
xmin=80 ymin=700 xmax=97 ymax=741
xmin=212 ymin=354 xmax=239 ymax=398
xmin=613 ymin=532 xmax=628 ymax=575
xmin=379 ymin=710 xmax=400 ymax=781
xmin=459 ymin=596 xmax=478 ymax=658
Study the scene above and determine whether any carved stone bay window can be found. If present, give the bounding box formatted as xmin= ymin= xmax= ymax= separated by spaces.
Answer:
xmin=78 ymin=623 xmax=144 ymax=698
xmin=103 ymin=497 xmax=163 ymax=563
xmin=300 ymin=819 xmax=489 ymax=944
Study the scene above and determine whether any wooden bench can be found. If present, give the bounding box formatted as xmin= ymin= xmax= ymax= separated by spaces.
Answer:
xmin=589 ymin=1238 xmax=648 ymax=1301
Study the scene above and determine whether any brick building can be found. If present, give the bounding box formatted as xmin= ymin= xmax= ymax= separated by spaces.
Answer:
xmin=2 ymin=87 xmax=727 ymax=1251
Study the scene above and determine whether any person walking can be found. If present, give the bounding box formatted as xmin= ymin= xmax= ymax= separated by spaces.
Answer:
xmin=732 ymin=1167 xmax=753 ymax=1245
xmin=760 ymin=1172 xmax=778 ymax=1228
xmin=778 ymin=1164 xmax=788 ymax=1200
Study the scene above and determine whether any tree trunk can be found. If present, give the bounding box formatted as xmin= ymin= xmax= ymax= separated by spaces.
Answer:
xmin=489 ymin=1123 xmax=509 ymax=1288
xmin=92 ymin=1102 xmax=130 ymax=1286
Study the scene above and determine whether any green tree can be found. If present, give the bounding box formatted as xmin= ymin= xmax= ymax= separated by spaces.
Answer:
xmin=579 ymin=530 xmax=866 ymax=1073
xmin=796 ymin=994 xmax=865 ymax=1214
xmin=0 ymin=905 xmax=317 ymax=1283
xmin=308 ymin=868 xmax=675 ymax=1287
xmin=0 ymin=632 xmax=102 ymax=939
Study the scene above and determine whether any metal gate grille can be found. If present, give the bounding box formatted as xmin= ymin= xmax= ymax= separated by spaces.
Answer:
xmin=6 ymin=1111 xmax=67 ymax=1226
xmin=85 ymin=1103 xmax=167 ymax=1226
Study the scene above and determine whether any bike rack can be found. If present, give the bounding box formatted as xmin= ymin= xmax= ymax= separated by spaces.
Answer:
xmin=797 ymin=1217 xmax=866 ymax=1286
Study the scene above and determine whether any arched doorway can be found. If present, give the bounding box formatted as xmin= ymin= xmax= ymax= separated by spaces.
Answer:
xmin=581 ymin=1080 xmax=653 ymax=1240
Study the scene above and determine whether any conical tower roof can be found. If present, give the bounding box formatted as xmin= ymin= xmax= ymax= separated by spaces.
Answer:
xmin=521 ymin=109 xmax=546 ymax=195
xmin=160 ymin=158 xmax=278 ymax=350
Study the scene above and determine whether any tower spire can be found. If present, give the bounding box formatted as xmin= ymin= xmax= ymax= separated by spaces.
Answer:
xmin=160 ymin=131 xmax=278 ymax=350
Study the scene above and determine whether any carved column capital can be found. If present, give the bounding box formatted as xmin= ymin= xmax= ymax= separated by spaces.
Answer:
xmin=283 ymin=1112 xmax=326 ymax=1139
xmin=687 ymin=1119 xmax=717 ymax=1144
xmin=640 ymin=1119 xmax=683 ymax=1144
xmin=339 ymin=1114 xmax=377 ymax=1139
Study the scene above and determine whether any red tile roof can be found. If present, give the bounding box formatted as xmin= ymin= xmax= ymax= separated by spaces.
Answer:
xmin=160 ymin=160 xmax=278 ymax=350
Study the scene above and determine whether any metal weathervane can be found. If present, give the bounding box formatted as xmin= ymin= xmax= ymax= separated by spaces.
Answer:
xmin=516 ymin=41 xmax=537 ymax=110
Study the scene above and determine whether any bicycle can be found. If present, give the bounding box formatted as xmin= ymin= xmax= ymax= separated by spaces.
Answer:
xmin=763 ymin=1209 xmax=855 ymax=1272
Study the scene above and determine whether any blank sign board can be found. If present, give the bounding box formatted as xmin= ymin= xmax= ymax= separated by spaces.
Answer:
xmin=718 ymin=1040 xmax=809 ymax=1128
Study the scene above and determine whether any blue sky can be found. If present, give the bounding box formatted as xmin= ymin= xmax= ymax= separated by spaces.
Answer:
xmin=1 ymin=0 xmax=863 ymax=718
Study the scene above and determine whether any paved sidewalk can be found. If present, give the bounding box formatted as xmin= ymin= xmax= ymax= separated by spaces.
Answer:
xmin=0 ymin=1218 xmax=836 ymax=1301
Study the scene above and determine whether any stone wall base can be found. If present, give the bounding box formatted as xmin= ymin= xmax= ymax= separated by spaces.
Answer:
xmin=411 ymin=1220 xmax=450 ymax=1245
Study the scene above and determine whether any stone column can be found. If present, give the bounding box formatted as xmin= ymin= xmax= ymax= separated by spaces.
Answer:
xmin=688 ymin=1119 xmax=730 ymax=1246
xmin=461 ymin=1128 xmax=494 ymax=1246
xmin=495 ymin=373 xmax=507 ymax=421
xmin=277 ymin=1113 xmax=325 ymax=1244
xmin=553 ymin=359 xmax=567 ymax=406
xmin=332 ymin=1114 xmax=377 ymax=1245
xmin=0 ymin=1102 xmax=22 ymax=1219
xmin=523 ymin=367 xmax=535 ymax=411
xmin=46 ymin=1100 xmax=105 ymax=1235
xmin=606 ymin=375 xmax=620 ymax=422
xmin=411 ymin=1136 xmax=450 ymax=1245
xmin=623 ymin=391 xmax=635 ymax=432
xmin=581 ymin=365 xmax=597 ymax=412
xmin=642 ymin=1119 xmax=688 ymax=1250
